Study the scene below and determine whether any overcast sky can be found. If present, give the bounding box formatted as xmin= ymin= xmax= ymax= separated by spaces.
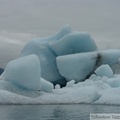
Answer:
xmin=0 ymin=0 xmax=120 ymax=68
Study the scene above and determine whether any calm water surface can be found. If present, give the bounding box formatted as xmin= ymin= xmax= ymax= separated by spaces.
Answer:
xmin=0 ymin=104 xmax=120 ymax=120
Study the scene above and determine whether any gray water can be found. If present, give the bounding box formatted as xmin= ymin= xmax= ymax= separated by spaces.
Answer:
xmin=0 ymin=104 xmax=120 ymax=120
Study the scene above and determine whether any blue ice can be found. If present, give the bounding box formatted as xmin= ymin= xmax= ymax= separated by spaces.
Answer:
xmin=95 ymin=64 xmax=113 ymax=78
xmin=1 ymin=54 xmax=41 ymax=91
xmin=20 ymin=25 xmax=71 ymax=85
xmin=41 ymin=78 xmax=54 ymax=92
xmin=49 ymin=32 xmax=97 ymax=56
xmin=56 ymin=52 xmax=98 ymax=82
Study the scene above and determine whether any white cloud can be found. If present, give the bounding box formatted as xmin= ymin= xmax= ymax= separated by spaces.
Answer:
xmin=0 ymin=31 xmax=37 ymax=68
xmin=0 ymin=0 xmax=120 ymax=67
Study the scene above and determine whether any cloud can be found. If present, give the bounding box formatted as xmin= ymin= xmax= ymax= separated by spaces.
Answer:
xmin=0 ymin=0 xmax=120 ymax=68
xmin=0 ymin=31 xmax=37 ymax=68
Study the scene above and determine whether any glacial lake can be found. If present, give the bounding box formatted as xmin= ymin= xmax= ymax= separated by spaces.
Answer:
xmin=0 ymin=104 xmax=120 ymax=120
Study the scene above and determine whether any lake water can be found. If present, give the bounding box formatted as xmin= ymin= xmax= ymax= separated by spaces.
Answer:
xmin=0 ymin=104 xmax=120 ymax=120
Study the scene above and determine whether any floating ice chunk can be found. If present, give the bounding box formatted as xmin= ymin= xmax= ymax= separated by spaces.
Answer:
xmin=66 ymin=80 xmax=75 ymax=87
xmin=97 ymin=49 xmax=120 ymax=66
xmin=49 ymin=32 xmax=97 ymax=56
xmin=107 ymin=78 xmax=120 ymax=87
xmin=95 ymin=64 xmax=113 ymax=78
xmin=55 ymin=84 xmax=61 ymax=89
xmin=20 ymin=25 xmax=71 ymax=85
xmin=56 ymin=52 xmax=98 ymax=82
xmin=41 ymin=78 xmax=54 ymax=92
xmin=2 ymin=54 xmax=41 ymax=91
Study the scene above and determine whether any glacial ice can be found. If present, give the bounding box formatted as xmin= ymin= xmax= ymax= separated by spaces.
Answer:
xmin=1 ymin=54 xmax=41 ymax=91
xmin=96 ymin=49 xmax=120 ymax=74
xmin=20 ymin=25 xmax=71 ymax=85
xmin=95 ymin=64 xmax=113 ymax=78
xmin=0 ymin=70 xmax=120 ymax=105
xmin=49 ymin=32 xmax=97 ymax=56
xmin=40 ymin=78 xmax=54 ymax=92
xmin=1 ymin=25 xmax=120 ymax=105
xmin=97 ymin=49 xmax=120 ymax=66
xmin=56 ymin=52 xmax=98 ymax=82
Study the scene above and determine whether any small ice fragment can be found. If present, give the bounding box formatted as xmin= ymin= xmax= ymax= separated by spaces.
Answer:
xmin=95 ymin=64 xmax=113 ymax=78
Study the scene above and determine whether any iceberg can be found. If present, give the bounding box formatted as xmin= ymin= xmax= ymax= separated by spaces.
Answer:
xmin=49 ymin=32 xmax=97 ymax=56
xmin=1 ymin=25 xmax=120 ymax=105
xmin=1 ymin=54 xmax=41 ymax=91
xmin=20 ymin=25 xmax=71 ymax=85
xmin=56 ymin=52 xmax=98 ymax=82
xmin=95 ymin=64 xmax=113 ymax=78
